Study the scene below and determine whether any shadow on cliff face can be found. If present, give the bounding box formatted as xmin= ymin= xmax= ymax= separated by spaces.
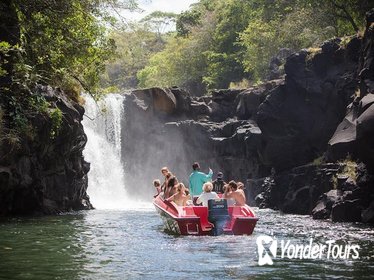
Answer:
xmin=122 ymin=88 xmax=213 ymax=199
xmin=121 ymin=33 xmax=359 ymax=201
xmin=327 ymin=9 xmax=374 ymax=172
xmin=0 ymin=86 xmax=92 ymax=216
xmin=122 ymin=86 xmax=270 ymax=199
xmin=122 ymin=9 xmax=374 ymax=224
xmin=257 ymin=9 xmax=374 ymax=223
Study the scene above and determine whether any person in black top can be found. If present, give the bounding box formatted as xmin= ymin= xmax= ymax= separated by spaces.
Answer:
xmin=212 ymin=172 xmax=226 ymax=194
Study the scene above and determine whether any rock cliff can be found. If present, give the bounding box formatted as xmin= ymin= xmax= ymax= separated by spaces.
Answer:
xmin=0 ymin=86 xmax=92 ymax=215
xmin=123 ymin=9 xmax=374 ymax=223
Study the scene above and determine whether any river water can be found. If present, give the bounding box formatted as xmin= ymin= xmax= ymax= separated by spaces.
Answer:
xmin=1 ymin=94 xmax=373 ymax=279
xmin=1 ymin=208 xmax=374 ymax=279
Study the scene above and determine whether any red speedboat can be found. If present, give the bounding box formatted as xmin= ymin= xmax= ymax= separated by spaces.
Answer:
xmin=153 ymin=195 xmax=258 ymax=236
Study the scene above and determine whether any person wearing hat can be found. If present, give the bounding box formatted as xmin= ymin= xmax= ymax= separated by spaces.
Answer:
xmin=212 ymin=171 xmax=226 ymax=194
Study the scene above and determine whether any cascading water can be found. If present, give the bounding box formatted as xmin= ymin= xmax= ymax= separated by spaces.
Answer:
xmin=82 ymin=94 xmax=136 ymax=209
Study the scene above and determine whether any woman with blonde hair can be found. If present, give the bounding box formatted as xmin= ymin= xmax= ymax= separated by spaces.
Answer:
xmin=196 ymin=182 xmax=219 ymax=206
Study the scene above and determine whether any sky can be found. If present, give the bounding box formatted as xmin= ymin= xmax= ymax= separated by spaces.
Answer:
xmin=125 ymin=0 xmax=199 ymax=21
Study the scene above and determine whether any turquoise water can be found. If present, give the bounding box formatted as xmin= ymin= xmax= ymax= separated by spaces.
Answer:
xmin=0 ymin=207 xmax=373 ymax=279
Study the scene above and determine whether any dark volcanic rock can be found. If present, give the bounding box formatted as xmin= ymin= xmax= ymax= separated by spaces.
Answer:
xmin=328 ymin=9 xmax=374 ymax=172
xmin=268 ymin=48 xmax=293 ymax=80
xmin=312 ymin=190 xmax=341 ymax=219
xmin=327 ymin=93 xmax=374 ymax=167
xmin=310 ymin=161 xmax=374 ymax=222
xmin=362 ymin=201 xmax=374 ymax=223
xmin=236 ymin=80 xmax=283 ymax=120
xmin=132 ymin=87 xmax=177 ymax=114
xmin=121 ymin=11 xmax=374 ymax=224
xmin=358 ymin=9 xmax=374 ymax=95
xmin=277 ymin=164 xmax=339 ymax=215
xmin=250 ymin=164 xmax=339 ymax=214
xmin=209 ymin=89 xmax=242 ymax=121
xmin=257 ymin=38 xmax=358 ymax=171
xmin=331 ymin=199 xmax=362 ymax=222
xmin=0 ymin=86 xmax=92 ymax=216
xmin=122 ymin=87 xmax=264 ymax=198
xmin=170 ymin=86 xmax=191 ymax=114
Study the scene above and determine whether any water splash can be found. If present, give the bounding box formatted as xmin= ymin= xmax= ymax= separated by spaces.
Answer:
xmin=82 ymin=94 xmax=149 ymax=209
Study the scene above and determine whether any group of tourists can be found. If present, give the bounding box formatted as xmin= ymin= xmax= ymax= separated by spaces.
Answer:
xmin=153 ymin=162 xmax=247 ymax=207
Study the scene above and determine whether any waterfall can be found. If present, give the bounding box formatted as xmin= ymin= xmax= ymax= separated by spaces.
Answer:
xmin=82 ymin=94 xmax=134 ymax=209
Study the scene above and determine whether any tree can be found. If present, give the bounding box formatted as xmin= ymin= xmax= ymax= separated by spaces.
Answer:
xmin=202 ymin=0 xmax=254 ymax=89
xmin=176 ymin=9 xmax=202 ymax=37
xmin=326 ymin=0 xmax=372 ymax=33
xmin=0 ymin=0 xmax=138 ymax=99
xmin=102 ymin=25 xmax=167 ymax=90
xmin=140 ymin=11 xmax=177 ymax=39
xmin=238 ymin=0 xmax=371 ymax=81
xmin=0 ymin=0 xmax=138 ymax=142
xmin=136 ymin=0 xmax=372 ymax=93
xmin=137 ymin=8 xmax=216 ymax=95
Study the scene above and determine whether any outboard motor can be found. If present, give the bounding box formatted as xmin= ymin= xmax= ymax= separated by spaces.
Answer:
xmin=208 ymin=199 xmax=230 ymax=236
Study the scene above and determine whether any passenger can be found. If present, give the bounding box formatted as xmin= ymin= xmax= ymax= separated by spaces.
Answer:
xmin=162 ymin=172 xmax=172 ymax=197
xmin=167 ymin=183 xmax=191 ymax=206
xmin=165 ymin=176 xmax=179 ymax=198
xmin=212 ymin=172 xmax=226 ymax=194
xmin=223 ymin=184 xmax=235 ymax=206
xmin=184 ymin=189 xmax=194 ymax=205
xmin=153 ymin=179 xmax=161 ymax=198
xmin=237 ymin=181 xmax=245 ymax=190
xmin=196 ymin=182 xmax=219 ymax=207
xmin=237 ymin=181 xmax=246 ymax=200
xmin=223 ymin=180 xmax=246 ymax=206
xmin=160 ymin=167 xmax=170 ymax=192
xmin=189 ymin=162 xmax=213 ymax=201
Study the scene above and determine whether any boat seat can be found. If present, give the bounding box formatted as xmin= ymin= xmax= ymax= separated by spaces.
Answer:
xmin=231 ymin=206 xmax=244 ymax=216
xmin=193 ymin=206 xmax=213 ymax=231
xmin=231 ymin=206 xmax=254 ymax=217
xmin=180 ymin=206 xmax=196 ymax=217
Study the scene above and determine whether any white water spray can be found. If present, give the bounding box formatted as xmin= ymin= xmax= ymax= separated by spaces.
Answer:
xmin=83 ymin=94 xmax=151 ymax=210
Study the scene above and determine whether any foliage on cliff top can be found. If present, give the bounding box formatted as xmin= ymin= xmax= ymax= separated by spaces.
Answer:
xmin=0 ymin=0 xmax=138 ymax=99
xmin=135 ymin=0 xmax=372 ymax=94
xmin=101 ymin=24 xmax=168 ymax=91
xmin=0 ymin=0 xmax=137 ymax=147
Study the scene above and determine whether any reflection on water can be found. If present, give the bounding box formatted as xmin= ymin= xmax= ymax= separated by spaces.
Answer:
xmin=0 ymin=208 xmax=373 ymax=279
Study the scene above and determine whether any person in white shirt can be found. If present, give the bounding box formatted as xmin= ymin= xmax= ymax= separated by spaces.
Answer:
xmin=196 ymin=182 xmax=219 ymax=207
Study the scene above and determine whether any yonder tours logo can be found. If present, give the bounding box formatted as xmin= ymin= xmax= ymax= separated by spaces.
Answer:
xmin=256 ymin=235 xmax=360 ymax=266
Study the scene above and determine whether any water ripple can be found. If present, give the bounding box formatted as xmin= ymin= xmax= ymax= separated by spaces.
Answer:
xmin=0 ymin=209 xmax=373 ymax=279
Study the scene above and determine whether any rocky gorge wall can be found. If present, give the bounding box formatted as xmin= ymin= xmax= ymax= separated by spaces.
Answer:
xmin=1 ymin=8 xmax=372 ymax=221
xmin=123 ymin=9 xmax=374 ymax=223
xmin=0 ymin=86 xmax=92 ymax=215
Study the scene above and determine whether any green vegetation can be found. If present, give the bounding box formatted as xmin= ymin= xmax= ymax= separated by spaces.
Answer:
xmin=5 ymin=0 xmax=364 ymax=96
xmin=49 ymin=108 xmax=63 ymax=139
xmin=102 ymin=25 xmax=168 ymax=91
xmin=1 ymin=0 xmax=372 ymax=110
xmin=310 ymin=156 xmax=325 ymax=166
xmin=332 ymin=156 xmax=358 ymax=188
xmin=339 ymin=157 xmax=358 ymax=183
xmin=133 ymin=0 xmax=371 ymax=94
xmin=0 ymin=0 xmax=137 ymax=144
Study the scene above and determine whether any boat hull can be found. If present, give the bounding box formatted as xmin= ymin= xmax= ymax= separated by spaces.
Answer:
xmin=153 ymin=196 xmax=258 ymax=236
